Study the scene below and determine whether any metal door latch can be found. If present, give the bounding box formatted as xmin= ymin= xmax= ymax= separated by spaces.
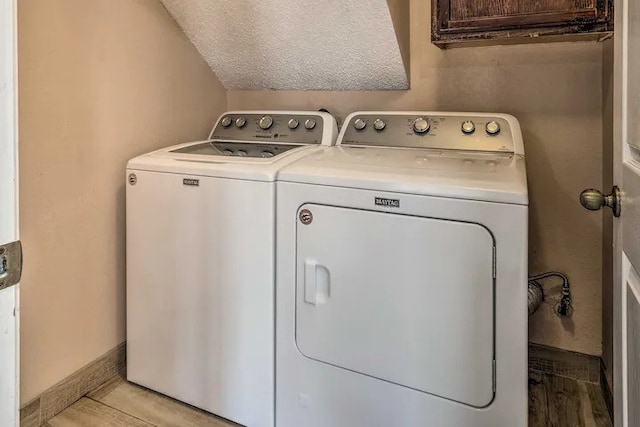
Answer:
xmin=0 ymin=240 xmax=22 ymax=291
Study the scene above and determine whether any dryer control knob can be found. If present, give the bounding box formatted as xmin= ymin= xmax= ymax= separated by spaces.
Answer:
xmin=373 ymin=119 xmax=386 ymax=131
xmin=461 ymin=120 xmax=476 ymax=134
xmin=235 ymin=117 xmax=247 ymax=128
xmin=259 ymin=115 xmax=274 ymax=130
xmin=412 ymin=118 xmax=430 ymax=134
xmin=288 ymin=118 xmax=299 ymax=129
xmin=486 ymin=120 xmax=501 ymax=135
xmin=354 ymin=118 xmax=367 ymax=130
xmin=220 ymin=117 xmax=232 ymax=127
xmin=304 ymin=119 xmax=317 ymax=130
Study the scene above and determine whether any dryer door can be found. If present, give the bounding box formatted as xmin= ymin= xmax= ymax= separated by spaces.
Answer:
xmin=295 ymin=204 xmax=495 ymax=408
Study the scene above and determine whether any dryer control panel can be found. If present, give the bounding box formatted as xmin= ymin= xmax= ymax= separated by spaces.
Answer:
xmin=340 ymin=113 xmax=516 ymax=153
xmin=210 ymin=113 xmax=326 ymax=145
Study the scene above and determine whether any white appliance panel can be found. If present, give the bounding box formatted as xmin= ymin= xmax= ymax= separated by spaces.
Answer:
xmin=276 ymin=182 xmax=528 ymax=427
xmin=126 ymin=170 xmax=274 ymax=427
xmin=295 ymin=204 xmax=495 ymax=407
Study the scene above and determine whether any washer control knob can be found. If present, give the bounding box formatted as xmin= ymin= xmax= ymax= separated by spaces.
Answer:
xmin=220 ymin=117 xmax=232 ymax=127
xmin=261 ymin=150 xmax=275 ymax=158
xmin=354 ymin=118 xmax=367 ymax=130
xmin=486 ymin=120 xmax=501 ymax=135
xmin=373 ymin=119 xmax=386 ymax=131
xmin=304 ymin=119 xmax=317 ymax=130
xmin=259 ymin=115 xmax=274 ymax=130
xmin=288 ymin=118 xmax=299 ymax=129
xmin=236 ymin=150 xmax=248 ymax=157
xmin=412 ymin=118 xmax=430 ymax=134
xmin=235 ymin=117 xmax=247 ymax=128
xmin=461 ymin=120 xmax=476 ymax=134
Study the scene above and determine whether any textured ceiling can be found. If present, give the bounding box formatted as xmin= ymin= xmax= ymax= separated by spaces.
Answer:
xmin=160 ymin=0 xmax=409 ymax=90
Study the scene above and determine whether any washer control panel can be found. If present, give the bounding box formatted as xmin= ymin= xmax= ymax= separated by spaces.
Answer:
xmin=211 ymin=113 xmax=325 ymax=145
xmin=341 ymin=114 xmax=514 ymax=153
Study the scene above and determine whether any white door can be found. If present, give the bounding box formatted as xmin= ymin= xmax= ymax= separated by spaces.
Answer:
xmin=295 ymin=204 xmax=495 ymax=408
xmin=609 ymin=0 xmax=640 ymax=425
xmin=0 ymin=1 xmax=19 ymax=426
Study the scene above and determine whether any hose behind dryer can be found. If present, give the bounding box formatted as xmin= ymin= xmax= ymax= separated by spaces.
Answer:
xmin=527 ymin=272 xmax=573 ymax=317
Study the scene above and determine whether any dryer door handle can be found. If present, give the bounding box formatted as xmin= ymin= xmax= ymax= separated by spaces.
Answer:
xmin=304 ymin=258 xmax=331 ymax=305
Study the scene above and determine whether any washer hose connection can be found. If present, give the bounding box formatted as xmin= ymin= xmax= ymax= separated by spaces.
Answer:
xmin=527 ymin=272 xmax=573 ymax=317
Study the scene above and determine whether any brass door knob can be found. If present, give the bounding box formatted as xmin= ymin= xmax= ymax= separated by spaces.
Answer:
xmin=580 ymin=186 xmax=621 ymax=217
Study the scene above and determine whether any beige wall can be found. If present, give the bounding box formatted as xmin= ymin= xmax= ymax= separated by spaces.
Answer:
xmin=18 ymin=0 xmax=226 ymax=404
xmin=228 ymin=0 xmax=604 ymax=355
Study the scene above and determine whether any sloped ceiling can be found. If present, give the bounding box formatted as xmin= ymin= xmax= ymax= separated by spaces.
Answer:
xmin=160 ymin=0 xmax=409 ymax=90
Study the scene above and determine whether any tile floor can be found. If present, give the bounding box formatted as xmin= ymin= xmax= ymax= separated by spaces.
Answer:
xmin=42 ymin=372 xmax=612 ymax=427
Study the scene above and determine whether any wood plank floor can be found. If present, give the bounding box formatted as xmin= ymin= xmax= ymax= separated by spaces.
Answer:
xmin=44 ymin=377 xmax=238 ymax=427
xmin=43 ymin=373 xmax=612 ymax=426
xmin=529 ymin=371 xmax=612 ymax=427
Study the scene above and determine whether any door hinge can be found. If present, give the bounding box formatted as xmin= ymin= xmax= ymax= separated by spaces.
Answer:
xmin=0 ymin=240 xmax=22 ymax=291
xmin=492 ymin=359 xmax=497 ymax=393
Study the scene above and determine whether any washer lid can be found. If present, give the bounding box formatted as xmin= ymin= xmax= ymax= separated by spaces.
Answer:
xmin=278 ymin=146 xmax=528 ymax=205
xmin=171 ymin=141 xmax=304 ymax=159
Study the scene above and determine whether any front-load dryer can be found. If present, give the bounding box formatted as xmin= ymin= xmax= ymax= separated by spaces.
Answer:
xmin=275 ymin=112 xmax=528 ymax=427
xmin=126 ymin=111 xmax=338 ymax=427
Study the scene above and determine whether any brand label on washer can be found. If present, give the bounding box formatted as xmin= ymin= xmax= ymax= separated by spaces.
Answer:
xmin=183 ymin=178 xmax=200 ymax=187
xmin=375 ymin=197 xmax=400 ymax=208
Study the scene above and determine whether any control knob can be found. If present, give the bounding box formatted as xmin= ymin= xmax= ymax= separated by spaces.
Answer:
xmin=461 ymin=121 xmax=475 ymax=134
xmin=485 ymin=121 xmax=501 ymax=135
xmin=235 ymin=117 xmax=247 ymax=128
xmin=412 ymin=118 xmax=430 ymax=134
xmin=220 ymin=117 xmax=232 ymax=128
xmin=305 ymin=119 xmax=317 ymax=130
xmin=288 ymin=118 xmax=299 ymax=129
xmin=259 ymin=115 xmax=274 ymax=130
xmin=373 ymin=119 xmax=386 ymax=131
xmin=354 ymin=118 xmax=367 ymax=130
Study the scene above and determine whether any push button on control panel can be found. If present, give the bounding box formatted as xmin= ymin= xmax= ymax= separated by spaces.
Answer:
xmin=461 ymin=121 xmax=476 ymax=134
xmin=354 ymin=119 xmax=367 ymax=131
xmin=373 ymin=119 xmax=386 ymax=131
xmin=235 ymin=117 xmax=247 ymax=128
xmin=485 ymin=121 xmax=501 ymax=135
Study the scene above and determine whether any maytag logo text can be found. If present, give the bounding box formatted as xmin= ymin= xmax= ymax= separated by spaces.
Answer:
xmin=375 ymin=197 xmax=400 ymax=208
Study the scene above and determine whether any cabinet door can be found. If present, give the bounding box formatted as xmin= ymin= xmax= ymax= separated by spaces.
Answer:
xmin=432 ymin=0 xmax=613 ymax=46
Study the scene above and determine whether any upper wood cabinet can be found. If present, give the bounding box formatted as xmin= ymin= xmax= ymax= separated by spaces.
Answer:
xmin=432 ymin=0 xmax=613 ymax=47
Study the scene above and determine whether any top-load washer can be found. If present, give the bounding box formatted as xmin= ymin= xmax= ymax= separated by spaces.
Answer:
xmin=275 ymin=111 xmax=528 ymax=427
xmin=126 ymin=111 xmax=338 ymax=427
